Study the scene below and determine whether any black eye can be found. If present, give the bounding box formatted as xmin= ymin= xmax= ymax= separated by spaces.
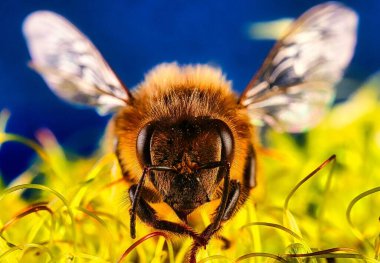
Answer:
xmin=214 ymin=120 xmax=234 ymax=162
xmin=136 ymin=123 xmax=155 ymax=166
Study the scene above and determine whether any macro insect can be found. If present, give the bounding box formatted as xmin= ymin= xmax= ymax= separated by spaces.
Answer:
xmin=23 ymin=2 xmax=357 ymax=262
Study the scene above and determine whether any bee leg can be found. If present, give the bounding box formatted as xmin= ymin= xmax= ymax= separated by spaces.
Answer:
xmin=221 ymin=180 xmax=242 ymax=221
xmin=200 ymin=180 xmax=241 ymax=241
xmin=187 ymin=163 xmax=232 ymax=263
xmin=188 ymin=146 xmax=256 ymax=260
xmin=210 ymin=145 xmax=256 ymax=248
xmin=187 ymin=179 xmax=242 ymax=262
xmin=129 ymin=167 xmax=149 ymax=239
xmin=206 ymin=145 xmax=256 ymax=251
xmin=243 ymin=145 xmax=257 ymax=189
xmin=128 ymin=184 xmax=204 ymax=244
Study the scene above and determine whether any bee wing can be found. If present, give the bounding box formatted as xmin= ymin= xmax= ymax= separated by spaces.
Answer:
xmin=239 ymin=3 xmax=358 ymax=132
xmin=23 ymin=11 xmax=132 ymax=115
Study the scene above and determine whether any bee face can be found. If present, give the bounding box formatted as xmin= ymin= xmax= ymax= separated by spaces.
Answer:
xmin=23 ymin=3 xmax=358 ymax=261
xmin=135 ymin=117 xmax=234 ymax=216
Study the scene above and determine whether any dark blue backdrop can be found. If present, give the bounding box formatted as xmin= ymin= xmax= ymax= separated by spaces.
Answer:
xmin=0 ymin=0 xmax=379 ymax=183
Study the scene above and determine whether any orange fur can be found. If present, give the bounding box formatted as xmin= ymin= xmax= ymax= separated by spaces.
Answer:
xmin=113 ymin=63 xmax=255 ymax=189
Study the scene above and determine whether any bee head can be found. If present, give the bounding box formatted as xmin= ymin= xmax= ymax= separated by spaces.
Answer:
xmin=136 ymin=117 xmax=234 ymax=217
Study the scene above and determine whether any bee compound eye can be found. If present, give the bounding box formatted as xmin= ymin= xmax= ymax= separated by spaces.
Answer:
xmin=215 ymin=120 xmax=234 ymax=162
xmin=136 ymin=122 xmax=155 ymax=166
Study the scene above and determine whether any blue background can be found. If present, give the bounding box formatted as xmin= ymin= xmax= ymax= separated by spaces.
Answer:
xmin=0 ymin=0 xmax=379 ymax=183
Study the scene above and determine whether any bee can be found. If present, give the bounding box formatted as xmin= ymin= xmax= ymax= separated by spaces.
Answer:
xmin=23 ymin=2 xmax=357 ymax=262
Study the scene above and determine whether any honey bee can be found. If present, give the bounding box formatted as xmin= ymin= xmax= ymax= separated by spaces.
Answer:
xmin=23 ymin=2 xmax=357 ymax=262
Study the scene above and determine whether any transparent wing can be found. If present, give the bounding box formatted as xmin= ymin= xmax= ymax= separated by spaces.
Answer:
xmin=23 ymin=11 xmax=131 ymax=115
xmin=239 ymin=2 xmax=358 ymax=132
